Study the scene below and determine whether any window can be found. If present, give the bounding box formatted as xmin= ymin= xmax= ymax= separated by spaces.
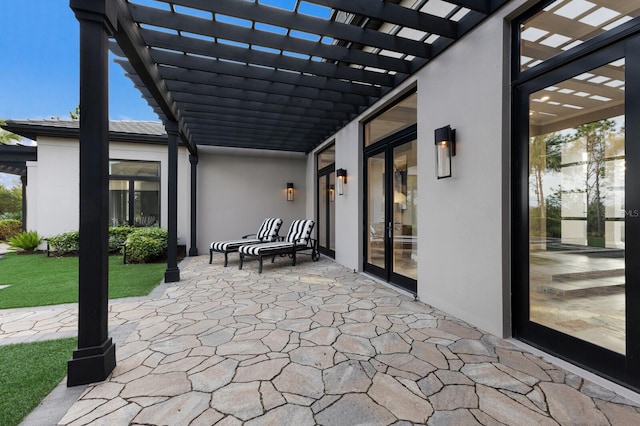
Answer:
xmin=109 ymin=160 xmax=160 ymax=227
xmin=364 ymin=92 xmax=417 ymax=147
xmin=518 ymin=0 xmax=640 ymax=73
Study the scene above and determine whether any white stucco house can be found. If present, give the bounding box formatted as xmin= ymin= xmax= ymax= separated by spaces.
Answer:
xmin=3 ymin=0 xmax=640 ymax=394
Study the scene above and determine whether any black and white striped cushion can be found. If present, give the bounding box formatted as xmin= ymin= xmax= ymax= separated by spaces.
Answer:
xmin=256 ymin=218 xmax=283 ymax=241
xmin=238 ymin=219 xmax=315 ymax=256
xmin=211 ymin=239 xmax=261 ymax=251
xmin=285 ymin=219 xmax=314 ymax=245
xmin=239 ymin=241 xmax=294 ymax=256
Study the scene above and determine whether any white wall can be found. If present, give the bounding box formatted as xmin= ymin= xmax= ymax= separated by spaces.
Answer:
xmin=109 ymin=142 xmax=191 ymax=246
xmin=28 ymin=137 xmax=191 ymax=245
xmin=31 ymin=138 xmax=80 ymax=238
xmin=305 ymin=1 xmax=530 ymax=337
xmin=416 ymin=10 xmax=508 ymax=337
xmin=197 ymin=147 xmax=307 ymax=251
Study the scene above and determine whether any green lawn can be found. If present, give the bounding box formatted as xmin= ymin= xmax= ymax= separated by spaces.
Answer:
xmin=0 ymin=253 xmax=166 ymax=309
xmin=0 ymin=338 xmax=77 ymax=426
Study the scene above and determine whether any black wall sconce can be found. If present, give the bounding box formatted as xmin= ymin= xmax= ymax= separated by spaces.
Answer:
xmin=329 ymin=184 xmax=335 ymax=202
xmin=434 ymin=125 xmax=456 ymax=179
xmin=286 ymin=182 xmax=294 ymax=201
xmin=336 ymin=168 xmax=347 ymax=195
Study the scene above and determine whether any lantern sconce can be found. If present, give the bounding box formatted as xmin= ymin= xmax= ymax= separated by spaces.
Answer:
xmin=336 ymin=168 xmax=347 ymax=195
xmin=434 ymin=125 xmax=456 ymax=179
xmin=286 ymin=182 xmax=294 ymax=201
xmin=329 ymin=184 xmax=335 ymax=202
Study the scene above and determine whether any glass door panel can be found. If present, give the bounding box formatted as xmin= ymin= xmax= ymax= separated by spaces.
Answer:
xmin=109 ymin=180 xmax=129 ymax=226
xmin=528 ymin=60 xmax=626 ymax=354
xmin=319 ymin=174 xmax=327 ymax=249
xmin=134 ymin=180 xmax=160 ymax=227
xmin=367 ymin=152 xmax=386 ymax=270
xmin=392 ymin=141 xmax=418 ymax=280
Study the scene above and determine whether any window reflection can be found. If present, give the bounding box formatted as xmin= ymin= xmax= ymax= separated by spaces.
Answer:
xmin=528 ymin=60 xmax=625 ymax=354
xmin=365 ymin=93 xmax=417 ymax=146
xmin=109 ymin=160 xmax=161 ymax=227
xmin=520 ymin=1 xmax=640 ymax=71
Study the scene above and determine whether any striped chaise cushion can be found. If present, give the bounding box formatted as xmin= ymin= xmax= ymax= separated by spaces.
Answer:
xmin=210 ymin=217 xmax=283 ymax=251
xmin=211 ymin=238 xmax=261 ymax=252
xmin=256 ymin=217 xmax=283 ymax=242
xmin=239 ymin=220 xmax=315 ymax=256
xmin=285 ymin=219 xmax=314 ymax=245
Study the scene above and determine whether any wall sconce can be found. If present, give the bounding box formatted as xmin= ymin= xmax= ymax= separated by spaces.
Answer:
xmin=336 ymin=168 xmax=347 ymax=195
xmin=286 ymin=182 xmax=294 ymax=201
xmin=329 ymin=184 xmax=335 ymax=202
xmin=434 ymin=125 xmax=456 ymax=179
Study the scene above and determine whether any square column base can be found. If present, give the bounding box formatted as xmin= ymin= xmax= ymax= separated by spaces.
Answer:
xmin=188 ymin=247 xmax=199 ymax=256
xmin=165 ymin=267 xmax=180 ymax=283
xmin=67 ymin=338 xmax=116 ymax=387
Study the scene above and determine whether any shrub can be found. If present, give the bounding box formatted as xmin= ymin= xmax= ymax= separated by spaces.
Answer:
xmin=8 ymin=231 xmax=42 ymax=252
xmin=0 ymin=211 xmax=22 ymax=221
xmin=46 ymin=231 xmax=80 ymax=255
xmin=0 ymin=219 xmax=22 ymax=241
xmin=108 ymin=226 xmax=135 ymax=252
xmin=124 ymin=227 xmax=168 ymax=263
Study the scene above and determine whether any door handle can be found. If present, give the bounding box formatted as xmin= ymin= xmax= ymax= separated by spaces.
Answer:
xmin=388 ymin=221 xmax=392 ymax=239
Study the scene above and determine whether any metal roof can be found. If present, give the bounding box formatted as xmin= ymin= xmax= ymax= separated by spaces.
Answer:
xmin=1 ymin=120 xmax=167 ymax=143
xmin=0 ymin=144 xmax=37 ymax=176
xmin=110 ymin=0 xmax=509 ymax=153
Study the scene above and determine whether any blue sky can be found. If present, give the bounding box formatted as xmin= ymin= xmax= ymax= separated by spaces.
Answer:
xmin=0 ymin=0 xmax=158 ymax=121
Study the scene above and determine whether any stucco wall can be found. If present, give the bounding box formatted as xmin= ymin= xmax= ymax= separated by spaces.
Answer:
xmin=27 ymin=137 xmax=191 ymax=245
xmin=197 ymin=147 xmax=307 ymax=253
xmin=305 ymin=1 xmax=530 ymax=337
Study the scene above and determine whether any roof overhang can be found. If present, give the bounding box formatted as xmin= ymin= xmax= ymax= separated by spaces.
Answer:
xmin=0 ymin=145 xmax=37 ymax=176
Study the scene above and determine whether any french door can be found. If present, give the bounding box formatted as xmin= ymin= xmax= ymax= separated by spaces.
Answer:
xmin=513 ymin=34 xmax=640 ymax=389
xmin=317 ymin=167 xmax=335 ymax=257
xmin=364 ymin=127 xmax=417 ymax=293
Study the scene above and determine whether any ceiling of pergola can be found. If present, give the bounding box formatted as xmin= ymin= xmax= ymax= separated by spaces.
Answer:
xmin=110 ymin=0 xmax=508 ymax=153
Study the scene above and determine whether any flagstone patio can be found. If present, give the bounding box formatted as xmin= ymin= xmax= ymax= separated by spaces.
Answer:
xmin=3 ymin=254 xmax=640 ymax=425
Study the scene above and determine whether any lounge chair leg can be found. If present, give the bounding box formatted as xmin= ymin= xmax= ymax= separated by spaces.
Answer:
xmin=258 ymin=256 xmax=263 ymax=274
xmin=292 ymin=249 xmax=296 ymax=266
xmin=224 ymin=252 xmax=228 ymax=267
xmin=239 ymin=253 xmax=244 ymax=270
xmin=271 ymin=255 xmax=276 ymax=263
xmin=209 ymin=249 xmax=213 ymax=264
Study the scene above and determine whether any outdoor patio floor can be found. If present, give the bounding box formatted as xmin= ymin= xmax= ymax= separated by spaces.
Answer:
xmin=3 ymin=254 xmax=640 ymax=425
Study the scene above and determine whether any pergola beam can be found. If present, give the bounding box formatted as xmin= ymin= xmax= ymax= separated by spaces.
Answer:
xmin=139 ymin=28 xmax=399 ymax=88
xmin=110 ymin=0 xmax=196 ymax=155
xmin=129 ymin=3 xmax=413 ymax=74
xmin=309 ymin=0 xmax=458 ymax=39
xmin=162 ymin=0 xmax=433 ymax=59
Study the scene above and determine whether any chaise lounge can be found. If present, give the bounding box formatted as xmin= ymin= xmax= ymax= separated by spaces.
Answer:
xmin=238 ymin=219 xmax=319 ymax=273
xmin=209 ymin=218 xmax=283 ymax=266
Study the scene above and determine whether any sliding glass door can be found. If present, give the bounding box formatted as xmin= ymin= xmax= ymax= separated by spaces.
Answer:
xmin=513 ymin=1 xmax=640 ymax=388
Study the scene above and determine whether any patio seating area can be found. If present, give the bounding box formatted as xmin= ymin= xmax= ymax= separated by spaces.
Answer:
xmin=2 ymin=254 xmax=640 ymax=425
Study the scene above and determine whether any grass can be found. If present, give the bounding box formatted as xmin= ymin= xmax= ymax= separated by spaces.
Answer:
xmin=0 ymin=253 xmax=166 ymax=309
xmin=0 ymin=338 xmax=77 ymax=426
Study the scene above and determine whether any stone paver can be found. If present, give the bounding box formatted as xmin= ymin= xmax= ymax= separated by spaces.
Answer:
xmin=3 ymin=254 xmax=640 ymax=425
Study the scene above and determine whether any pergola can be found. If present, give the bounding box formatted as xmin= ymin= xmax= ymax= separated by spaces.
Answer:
xmin=67 ymin=0 xmax=508 ymax=385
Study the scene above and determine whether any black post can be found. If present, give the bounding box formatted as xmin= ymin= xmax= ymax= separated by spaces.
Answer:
xmin=20 ymin=175 xmax=27 ymax=232
xmin=189 ymin=154 xmax=199 ymax=256
xmin=165 ymin=121 xmax=180 ymax=282
xmin=67 ymin=0 xmax=116 ymax=387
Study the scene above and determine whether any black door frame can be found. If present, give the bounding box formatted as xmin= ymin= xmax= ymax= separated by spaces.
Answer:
xmin=317 ymin=163 xmax=335 ymax=258
xmin=512 ymin=10 xmax=640 ymax=390
xmin=364 ymin=125 xmax=417 ymax=293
